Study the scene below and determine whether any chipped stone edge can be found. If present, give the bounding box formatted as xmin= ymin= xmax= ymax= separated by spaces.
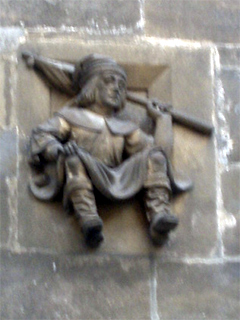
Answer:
xmin=212 ymin=46 xmax=239 ymax=260
xmin=150 ymin=255 xmax=160 ymax=320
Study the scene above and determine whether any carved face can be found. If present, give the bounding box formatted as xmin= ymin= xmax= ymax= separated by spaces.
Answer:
xmin=95 ymin=71 xmax=127 ymax=110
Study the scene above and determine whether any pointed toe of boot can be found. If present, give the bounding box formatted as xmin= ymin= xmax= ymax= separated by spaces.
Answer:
xmin=150 ymin=211 xmax=179 ymax=235
xmin=82 ymin=217 xmax=104 ymax=248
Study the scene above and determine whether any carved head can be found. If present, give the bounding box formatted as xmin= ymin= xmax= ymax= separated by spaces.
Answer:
xmin=73 ymin=54 xmax=127 ymax=112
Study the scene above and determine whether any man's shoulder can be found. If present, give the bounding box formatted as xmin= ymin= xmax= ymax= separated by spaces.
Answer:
xmin=55 ymin=106 xmax=105 ymax=132
xmin=106 ymin=118 xmax=138 ymax=136
xmin=55 ymin=106 xmax=138 ymax=135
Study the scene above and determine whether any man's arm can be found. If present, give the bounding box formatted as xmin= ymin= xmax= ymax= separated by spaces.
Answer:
xmin=30 ymin=116 xmax=71 ymax=164
xmin=146 ymin=100 xmax=173 ymax=158
xmin=127 ymin=92 xmax=213 ymax=135
xmin=22 ymin=52 xmax=76 ymax=96
xmin=154 ymin=114 xmax=173 ymax=158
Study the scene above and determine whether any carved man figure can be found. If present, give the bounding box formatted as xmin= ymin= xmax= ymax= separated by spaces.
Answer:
xmin=27 ymin=54 xmax=185 ymax=247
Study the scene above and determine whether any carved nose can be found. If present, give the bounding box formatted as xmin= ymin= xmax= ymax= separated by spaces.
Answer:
xmin=113 ymin=80 xmax=120 ymax=91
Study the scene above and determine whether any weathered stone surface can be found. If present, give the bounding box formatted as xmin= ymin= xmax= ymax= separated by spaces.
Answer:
xmin=145 ymin=0 xmax=240 ymax=43
xmin=0 ymin=58 xmax=18 ymax=127
xmin=222 ymin=165 xmax=240 ymax=256
xmin=219 ymin=47 xmax=240 ymax=66
xmin=156 ymin=261 xmax=240 ymax=320
xmin=0 ymin=59 xmax=6 ymax=127
xmin=222 ymin=166 xmax=240 ymax=216
xmin=1 ymin=250 xmax=150 ymax=320
xmin=16 ymin=62 xmax=51 ymax=134
xmin=220 ymin=68 xmax=240 ymax=162
xmin=0 ymin=0 xmax=142 ymax=33
xmin=0 ymin=27 xmax=24 ymax=53
xmin=0 ymin=129 xmax=18 ymax=246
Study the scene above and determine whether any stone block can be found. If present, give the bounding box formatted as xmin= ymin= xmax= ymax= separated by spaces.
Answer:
xmin=0 ymin=58 xmax=17 ymax=127
xmin=145 ymin=0 xmax=240 ymax=43
xmin=155 ymin=261 xmax=240 ymax=320
xmin=0 ymin=59 xmax=6 ymax=127
xmin=220 ymin=69 xmax=240 ymax=162
xmin=1 ymin=250 xmax=150 ymax=320
xmin=0 ymin=129 xmax=18 ymax=246
xmin=222 ymin=166 xmax=240 ymax=216
xmin=0 ymin=0 xmax=141 ymax=33
xmin=221 ymin=166 xmax=240 ymax=256
xmin=17 ymin=40 xmax=217 ymax=257
xmin=219 ymin=47 xmax=240 ymax=66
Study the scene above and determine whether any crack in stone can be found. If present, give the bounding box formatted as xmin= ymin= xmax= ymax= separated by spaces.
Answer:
xmin=212 ymin=46 xmax=238 ymax=259
xmin=150 ymin=255 xmax=160 ymax=320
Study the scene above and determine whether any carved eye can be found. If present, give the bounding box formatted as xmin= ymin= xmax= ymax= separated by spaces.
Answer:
xmin=103 ymin=75 xmax=113 ymax=84
xmin=118 ymin=80 xmax=126 ymax=90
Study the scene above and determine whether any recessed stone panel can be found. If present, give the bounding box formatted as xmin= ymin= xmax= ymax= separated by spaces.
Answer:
xmin=17 ymin=40 xmax=217 ymax=256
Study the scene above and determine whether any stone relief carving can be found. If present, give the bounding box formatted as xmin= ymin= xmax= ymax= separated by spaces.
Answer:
xmin=22 ymin=52 xmax=213 ymax=248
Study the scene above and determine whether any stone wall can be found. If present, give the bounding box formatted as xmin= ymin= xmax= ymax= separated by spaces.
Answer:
xmin=1 ymin=1 xmax=239 ymax=319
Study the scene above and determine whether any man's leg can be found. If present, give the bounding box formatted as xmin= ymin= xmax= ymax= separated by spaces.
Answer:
xmin=144 ymin=150 xmax=179 ymax=240
xmin=65 ymin=155 xmax=103 ymax=247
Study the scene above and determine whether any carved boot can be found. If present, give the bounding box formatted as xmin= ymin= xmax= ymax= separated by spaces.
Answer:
xmin=145 ymin=187 xmax=179 ymax=238
xmin=71 ymin=189 xmax=104 ymax=247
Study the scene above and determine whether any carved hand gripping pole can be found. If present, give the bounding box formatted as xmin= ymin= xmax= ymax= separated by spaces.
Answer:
xmin=127 ymin=92 xmax=214 ymax=136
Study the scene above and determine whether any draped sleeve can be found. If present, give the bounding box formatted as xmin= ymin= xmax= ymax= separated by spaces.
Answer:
xmin=30 ymin=116 xmax=71 ymax=164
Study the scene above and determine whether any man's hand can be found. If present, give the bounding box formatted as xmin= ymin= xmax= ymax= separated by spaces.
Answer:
xmin=22 ymin=51 xmax=36 ymax=68
xmin=63 ymin=141 xmax=79 ymax=156
xmin=44 ymin=143 xmax=64 ymax=162
xmin=147 ymin=99 xmax=171 ymax=120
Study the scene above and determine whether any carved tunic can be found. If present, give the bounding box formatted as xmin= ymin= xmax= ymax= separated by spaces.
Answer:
xmin=30 ymin=106 xmax=156 ymax=200
xmin=31 ymin=106 xmax=154 ymax=164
